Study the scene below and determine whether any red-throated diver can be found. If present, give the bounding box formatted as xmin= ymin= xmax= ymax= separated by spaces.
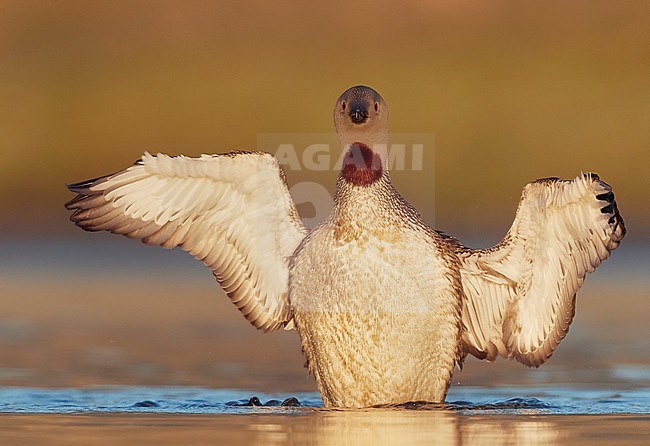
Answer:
xmin=66 ymin=85 xmax=625 ymax=408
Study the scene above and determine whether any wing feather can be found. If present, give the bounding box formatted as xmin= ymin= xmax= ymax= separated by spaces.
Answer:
xmin=458 ymin=173 xmax=625 ymax=366
xmin=66 ymin=151 xmax=307 ymax=331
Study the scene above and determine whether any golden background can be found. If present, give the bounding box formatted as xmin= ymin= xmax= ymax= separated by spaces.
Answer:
xmin=0 ymin=1 xmax=647 ymax=392
xmin=1 ymin=1 xmax=648 ymax=236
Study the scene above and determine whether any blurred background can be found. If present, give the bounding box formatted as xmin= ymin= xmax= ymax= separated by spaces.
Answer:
xmin=0 ymin=1 xmax=648 ymax=393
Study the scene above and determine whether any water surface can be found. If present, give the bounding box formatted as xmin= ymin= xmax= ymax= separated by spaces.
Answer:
xmin=1 ymin=386 xmax=649 ymax=446
xmin=1 ymin=385 xmax=649 ymax=415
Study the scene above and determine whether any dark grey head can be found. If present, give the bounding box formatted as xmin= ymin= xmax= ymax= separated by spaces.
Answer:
xmin=334 ymin=85 xmax=388 ymax=147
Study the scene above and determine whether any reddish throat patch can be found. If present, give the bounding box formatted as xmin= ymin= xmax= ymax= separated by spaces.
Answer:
xmin=341 ymin=143 xmax=383 ymax=186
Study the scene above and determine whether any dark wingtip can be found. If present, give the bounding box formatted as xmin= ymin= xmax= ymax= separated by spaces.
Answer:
xmin=64 ymin=194 xmax=82 ymax=210
xmin=611 ymin=205 xmax=627 ymax=240
xmin=592 ymin=178 xmax=626 ymax=244
xmin=65 ymin=180 xmax=92 ymax=211
xmin=596 ymin=191 xmax=615 ymax=202
xmin=66 ymin=182 xmax=81 ymax=194
xmin=531 ymin=177 xmax=561 ymax=185
xmin=65 ymin=175 xmax=106 ymax=212
xmin=66 ymin=177 xmax=98 ymax=194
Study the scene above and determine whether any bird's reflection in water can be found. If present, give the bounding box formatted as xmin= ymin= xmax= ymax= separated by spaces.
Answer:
xmin=248 ymin=410 xmax=562 ymax=446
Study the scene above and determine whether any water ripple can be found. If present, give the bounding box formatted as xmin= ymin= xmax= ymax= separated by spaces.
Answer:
xmin=0 ymin=386 xmax=648 ymax=415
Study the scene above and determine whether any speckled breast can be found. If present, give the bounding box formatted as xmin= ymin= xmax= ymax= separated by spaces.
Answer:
xmin=288 ymin=219 xmax=462 ymax=408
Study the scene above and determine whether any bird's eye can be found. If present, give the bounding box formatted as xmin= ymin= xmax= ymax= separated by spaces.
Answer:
xmin=374 ymin=102 xmax=379 ymax=112
xmin=341 ymin=101 xmax=346 ymax=111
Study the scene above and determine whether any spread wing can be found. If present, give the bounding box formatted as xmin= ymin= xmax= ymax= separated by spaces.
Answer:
xmin=66 ymin=151 xmax=308 ymax=331
xmin=457 ymin=173 xmax=625 ymax=367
